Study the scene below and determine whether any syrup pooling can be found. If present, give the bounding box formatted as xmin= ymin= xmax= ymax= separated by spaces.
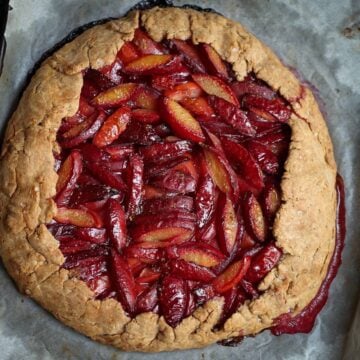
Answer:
xmin=48 ymin=28 xmax=293 ymax=327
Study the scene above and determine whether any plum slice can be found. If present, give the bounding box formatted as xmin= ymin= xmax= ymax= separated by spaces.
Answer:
xmin=131 ymin=85 xmax=160 ymax=110
xmin=85 ymin=161 xmax=127 ymax=193
xmin=262 ymin=183 xmax=281 ymax=219
xmin=93 ymin=107 xmax=131 ymax=147
xmin=136 ymin=285 xmax=158 ymax=313
xmin=92 ymin=83 xmax=138 ymax=108
xmin=140 ymin=140 xmax=192 ymax=163
xmin=169 ymin=39 xmax=206 ymax=73
xmin=131 ymin=220 xmax=194 ymax=243
xmin=59 ymin=111 xmax=106 ymax=148
xmin=70 ymin=184 xmax=112 ymax=206
xmin=201 ymin=44 xmax=230 ymax=81
xmin=243 ymin=95 xmax=291 ymax=123
xmin=210 ymin=96 xmax=256 ymax=136
xmin=104 ymin=144 xmax=134 ymax=160
xmin=136 ymin=267 xmax=161 ymax=284
xmin=126 ymin=154 xmax=144 ymax=220
xmin=75 ymin=227 xmax=107 ymax=245
xmin=117 ymin=42 xmax=140 ymax=64
xmin=172 ymin=157 xmax=199 ymax=181
xmin=124 ymin=54 xmax=174 ymax=74
xmin=55 ymin=207 xmax=103 ymax=228
xmin=133 ymin=210 xmax=196 ymax=225
xmin=151 ymin=169 xmax=197 ymax=194
xmin=59 ymin=238 xmax=97 ymax=256
xmin=55 ymin=150 xmax=83 ymax=206
xmin=246 ymin=140 xmax=279 ymax=175
xmin=62 ymin=247 xmax=109 ymax=270
xmin=180 ymin=96 xmax=214 ymax=118
xmin=160 ymin=275 xmax=188 ymax=327
xmin=245 ymin=244 xmax=282 ymax=283
xmin=143 ymin=195 xmax=194 ymax=214
xmin=164 ymin=81 xmax=202 ymax=101
xmin=203 ymin=148 xmax=238 ymax=199
xmin=106 ymin=199 xmax=127 ymax=253
xmin=131 ymin=109 xmax=160 ymax=124
xmin=232 ymin=77 xmax=276 ymax=100
xmin=213 ymin=256 xmax=251 ymax=293
xmin=143 ymin=185 xmax=172 ymax=200
xmin=162 ymin=97 xmax=205 ymax=143
xmin=125 ymin=245 xmax=164 ymax=264
xmin=152 ymin=72 xmax=190 ymax=91
xmin=195 ymin=172 xmax=216 ymax=229
xmin=119 ymin=120 xmax=161 ymax=145
xmin=169 ymin=259 xmax=216 ymax=282
xmin=143 ymin=154 xmax=190 ymax=179
xmin=242 ymin=192 xmax=267 ymax=242
xmin=110 ymin=250 xmax=137 ymax=314
xmin=221 ymin=137 xmax=264 ymax=191
xmin=192 ymin=74 xmax=239 ymax=106
xmin=169 ymin=243 xmax=225 ymax=267
xmin=215 ymin=193 xmax=238 ymax=255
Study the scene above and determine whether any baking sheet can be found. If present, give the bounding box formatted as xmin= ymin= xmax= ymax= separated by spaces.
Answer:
xmin=0 ymin=0 xmax=359 ymax=359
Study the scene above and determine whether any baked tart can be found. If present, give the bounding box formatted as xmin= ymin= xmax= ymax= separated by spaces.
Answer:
xmin=0 ymin=6 xmax=344 ymax=352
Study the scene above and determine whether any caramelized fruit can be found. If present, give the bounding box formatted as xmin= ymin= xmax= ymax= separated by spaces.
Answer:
xmin=49 ymin=30 xmax=292 ymax=328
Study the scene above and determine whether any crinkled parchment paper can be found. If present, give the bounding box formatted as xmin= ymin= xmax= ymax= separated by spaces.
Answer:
xmin=0 ymin=0 xmax=359 ymax=359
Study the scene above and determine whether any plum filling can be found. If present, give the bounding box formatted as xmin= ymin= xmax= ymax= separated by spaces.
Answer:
xmin=48 ymin=28 xmax=295 ymax=328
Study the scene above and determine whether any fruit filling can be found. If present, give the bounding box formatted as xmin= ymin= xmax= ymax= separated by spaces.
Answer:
xmin=48 ymin=28 xmax=293 ymax=328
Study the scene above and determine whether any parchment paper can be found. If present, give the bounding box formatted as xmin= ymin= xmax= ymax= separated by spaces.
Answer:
xmin=0 ymin=1 xmax=359 ymax=359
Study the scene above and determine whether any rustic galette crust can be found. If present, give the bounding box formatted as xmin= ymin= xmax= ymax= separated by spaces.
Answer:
xmin=0 ymin=7 xmax=337 ymax=352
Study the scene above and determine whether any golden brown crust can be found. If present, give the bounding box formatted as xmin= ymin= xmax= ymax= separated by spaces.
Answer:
xmin=0 ymin=7 xmax=337 ymax=352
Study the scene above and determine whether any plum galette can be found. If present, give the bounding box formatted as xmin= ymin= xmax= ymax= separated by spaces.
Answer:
xmin=0 ymin=6 xmax=344 ymax=352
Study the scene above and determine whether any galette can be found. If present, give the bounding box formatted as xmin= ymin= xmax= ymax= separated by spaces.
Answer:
xmin=0 ymin=6 xmax=344 ymax=352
